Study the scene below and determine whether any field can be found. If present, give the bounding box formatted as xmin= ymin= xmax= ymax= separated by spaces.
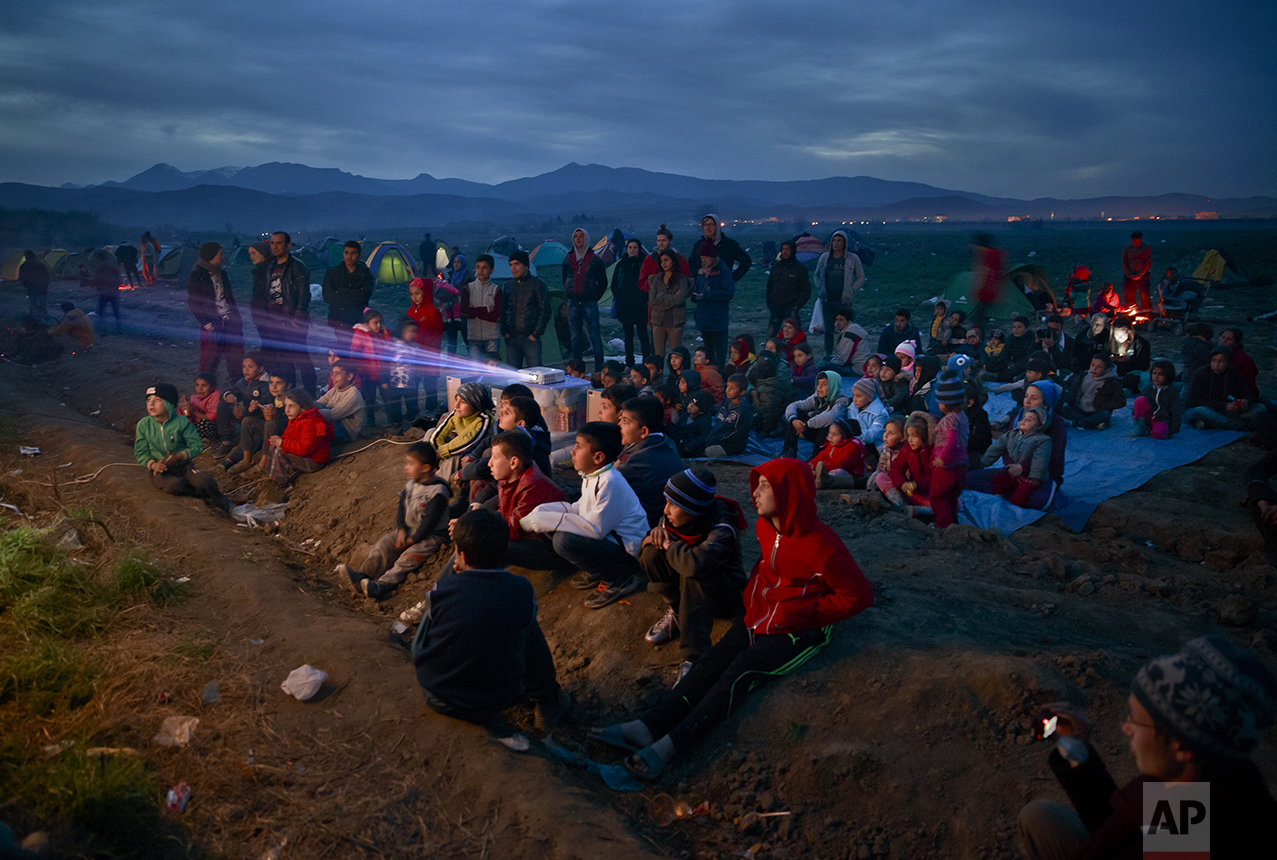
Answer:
xmin=1 ymin=223 xmax=1276 ymax=859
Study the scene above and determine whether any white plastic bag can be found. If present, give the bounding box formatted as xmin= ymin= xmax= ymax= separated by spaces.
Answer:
xmin=280 ymin=665 xmax=328 ymax=701
xmin=153 ymin=715 xmax=200 ymax=746
xmin=809 ymin=298 xmax=825 ymax=334
xmin=232 ymin=502 xmax=289 ymax=527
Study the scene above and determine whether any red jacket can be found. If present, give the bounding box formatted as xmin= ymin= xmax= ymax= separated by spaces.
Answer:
xmin=743 ymin=459 xmax=873 ymax=635
xmin=889 ymin=444 xmax=933 ymax=497
xmin=498 ymin=463 xmax=567 ymax=541
xmin=1233 ymin=346 xmax=1260 ymax=400
xmin=695 ymin=362 xmax=725 ymax=405
xmin=280 ymin=408 xmax=333 ymax=464
xmin=780 ymin=329 xmax=808 ymax=365
xmin=408 ymin=298 xmax=444 ymax=352
xmin=811 ymin=436 xmax=865 ymax=477
xmin=349 ymin=324 xmax=390 ymax=382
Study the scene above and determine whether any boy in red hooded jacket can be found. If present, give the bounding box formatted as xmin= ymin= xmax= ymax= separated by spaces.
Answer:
xmin=590 ymin=457 xmax=873 ymax=780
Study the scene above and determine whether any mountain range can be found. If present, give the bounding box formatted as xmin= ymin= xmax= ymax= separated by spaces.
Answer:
xmin=1 ymin=161 xmax=1271 ymax=233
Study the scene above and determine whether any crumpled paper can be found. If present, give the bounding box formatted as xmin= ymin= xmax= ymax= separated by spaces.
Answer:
xmin=280 ymin=665 xmax=328 ymax=701
xmin=153 ymin=715 xmax=200 ymax=747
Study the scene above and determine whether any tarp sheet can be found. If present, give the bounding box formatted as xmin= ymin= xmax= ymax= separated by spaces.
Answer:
xmin=959 ymin=401 xmax=1244 ymax=533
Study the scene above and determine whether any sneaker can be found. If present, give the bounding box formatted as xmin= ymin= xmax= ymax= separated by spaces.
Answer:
xmin=569 ymin=571 xmax=603 ymax=590
xmin=584 ymin=575 xmax=642 ymax=610
xmin=644 ymin=608 xmax=680 ymax=645
xmin=399 ymin=600 xmax=426 ymax=625
xmin=227 ymin=457 xmax=254 ymax=476
xmin=211 ymin=441 xmax=234 ymax=459
xmin=494 ymin=733 xmax=530 ymax=752
xmin=675 ymin=661 xmax=694 ymax=686
xmin=337 ymin=564 xmax=366 ymax=593
xmin=1194 ymin=420 xmax=1207 ymax=430
xmin=813 ymin=462 xmax=827 ymax=489
xmin=360 ymin=579 xmax=386 ymax=599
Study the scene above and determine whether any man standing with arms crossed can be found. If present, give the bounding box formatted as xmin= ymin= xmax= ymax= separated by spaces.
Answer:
xmin=501 ymin=250 xmax=550 ymax=370
xmin=321 ymin=240 xmax=374 ymax=331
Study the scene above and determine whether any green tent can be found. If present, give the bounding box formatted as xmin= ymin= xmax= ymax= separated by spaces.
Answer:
xmin=940 ymin=271 xmax=1035 ymax=321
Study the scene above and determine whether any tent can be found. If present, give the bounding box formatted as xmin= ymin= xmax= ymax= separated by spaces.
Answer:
xmin=1169 ymin=249 xmax=1250 ymax=288
xmin=485 ymin=237 xmax=536 ymax=280
xmin=50 ymin=251 xmax=85 ymax=280
xmin=365 ymin=241 xmax=418 ymax=286
xmin=158 ymin=245 xmax=201 ymax=280
xmin=790 ymin=234 xmax=826 ymax=266
xmin=2 ymin=251 xmax=29 ymax=281
xmin=529 ymin=240 xmax=569 ymax=269
xmin=229 ymin=245 xmax=257 ymax=267
xmin=590 ymin=229 xmax=645 ymax=266
xmin=939 ymin=271 xmax=1035 ymax=321
xmin=42 ymin=249 xmax=68 ymax=278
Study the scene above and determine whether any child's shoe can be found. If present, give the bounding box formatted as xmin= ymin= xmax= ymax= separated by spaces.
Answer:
xmin=227 ymin=456 xmax=254 ymax=476
xmin=813 ymin=462 xmax=827 ymax=489
xmin=337 ymin=564 xmax=366 ymax=593
xmin=360 ymin=579 xmax=387 ymax=599
xmin=1130 ymin=416 xmax=1150 ymax=438
xmin=399 ymin=599 xmax=426 ymax=625
xmin=1151 ymin=420 xmax=1170 ymax=440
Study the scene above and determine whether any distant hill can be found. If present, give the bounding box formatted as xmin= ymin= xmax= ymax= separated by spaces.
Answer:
xmin=2 ymin=162 xmax=1273 ymax=232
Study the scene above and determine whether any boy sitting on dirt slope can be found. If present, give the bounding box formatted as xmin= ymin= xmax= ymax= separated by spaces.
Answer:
xmin=589 ymin=457 xmax=873 ymax=781
xmin=412 ymin=508 xmax=569 ymax=751
xmin=134 ymin=382 xmax=233 ymax=514
xmin=1020 ymin=636 xmax=1276 ymax=860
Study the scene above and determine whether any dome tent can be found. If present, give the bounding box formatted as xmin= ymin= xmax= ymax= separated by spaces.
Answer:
xmin=2 ymin=251 xmax=29 ymax=281
xmin=529 ymin=240 xmax=569 ymax=269
xmin=158 ymin=245 xmax=201 ymax=280
xmin=485 ymin=237 xmax=536 ymax=280
xmin=365 ymin=241 xmax=418 ymax=286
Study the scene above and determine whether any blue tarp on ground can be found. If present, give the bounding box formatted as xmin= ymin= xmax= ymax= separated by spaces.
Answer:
xmin=683 ymin=384 xmax=1243 ymax=534
xmin=959 ymin=401 xmax=1243 ymax=533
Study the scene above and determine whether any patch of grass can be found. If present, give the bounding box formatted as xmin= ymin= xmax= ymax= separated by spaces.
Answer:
xmin=0 ymin=528 xmax=110 ymax=639
xmin=170 ymin=640 xmax=215 ymax=663
xmin=114 ymin=549 xmax=189 ymax=607
xmin=0 ymin=638 xmax=95 ymax=712
xmin=0 ymin=738 xmax=187 ymax=859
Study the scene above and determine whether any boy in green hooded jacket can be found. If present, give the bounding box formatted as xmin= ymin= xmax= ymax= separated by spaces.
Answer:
xmin=134 ymin=383 xmax=233 ymax=511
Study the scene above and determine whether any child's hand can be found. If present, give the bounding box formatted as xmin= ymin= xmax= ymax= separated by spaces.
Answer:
xmin=268 ymin=435 xmax=282 ymax=448
xmin=233 ymin=404 xmax=244 ymax=420
xmin=223 ymin=392 xmax=237 ymax=404
xmin=1007 ymin=464 xmax=1023 ymax=478
xmin=447 ymin=518 xmax=458 ymax=538
xmin=148 ymin=460 xmax=166 ymax=475
xmin=395 ymin=528 xmax=409 ymax=549
xmin=790 ymin=418 xmax=806 ymax=434
xmin=902 ymin=481 xmax=916 ymax=496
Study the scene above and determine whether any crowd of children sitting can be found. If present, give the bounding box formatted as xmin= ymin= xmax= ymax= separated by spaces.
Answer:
xmin=124 ymin=256 xmax=1275 ymax=775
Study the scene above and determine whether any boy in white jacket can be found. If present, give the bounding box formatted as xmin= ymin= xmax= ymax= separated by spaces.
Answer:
xmin=317 ymin=361 xmax=365 ymax=441
xmin=521 ymin=421 xmax=649 ymax=610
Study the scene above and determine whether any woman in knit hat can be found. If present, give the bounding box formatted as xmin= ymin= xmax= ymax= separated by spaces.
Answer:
xmin=1019 ymin=636 xmax=1277 ymax=860
xmin=188 ymin=242 xmax=244 ymax=395
xmin=424 ymin=381 xmax=495 ymax=481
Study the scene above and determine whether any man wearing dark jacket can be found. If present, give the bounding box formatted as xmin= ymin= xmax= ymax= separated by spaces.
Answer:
xmin=617 ymin=397 xmax=685 ymax=528
xmin=262 ymin=231 xmax=313 ymax=393
xmin=501 ymin=251 xmax=550 ymax=369
xmin=1019 ymin=635 xmax=1275 ymax=860
xmin=321 ymin=240 xmax=374 ymax=330
xmin=764 ymin=241 xmax=811 ymax=337
xmin=699 ymin=214 xmax=751 ymax=283
xmin=562 ymin=228 xmax=608 ymax=372
xmin=115 ymin=242 xmax=140 ymax=287
xmin=876 ymin=308 xmax=923 ymax=356
xmin=188 ymin=242 xmax=244 ymax=379
xmin=17 ymin=250 xmax=49 ymax=319
xmin=412 ymin=508 xmax=567 ymax=745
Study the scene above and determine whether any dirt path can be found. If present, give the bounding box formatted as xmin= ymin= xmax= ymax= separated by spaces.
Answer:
xmin=3 ymin=277 xmax=1276 ymax=859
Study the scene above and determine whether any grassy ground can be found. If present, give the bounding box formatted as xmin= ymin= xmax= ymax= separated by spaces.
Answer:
xmin=0 ymin=516 xmax=193 ymax=857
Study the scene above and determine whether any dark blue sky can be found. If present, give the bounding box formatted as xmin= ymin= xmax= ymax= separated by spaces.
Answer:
xmin=2 ymin=0 xmax=1273 ymax=198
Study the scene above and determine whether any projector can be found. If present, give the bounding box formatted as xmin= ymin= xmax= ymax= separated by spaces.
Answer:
xmin=522 ymin=366 xmax=565 ymax=385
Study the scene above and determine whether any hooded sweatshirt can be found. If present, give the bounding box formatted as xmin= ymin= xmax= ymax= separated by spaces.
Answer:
xmin=1185 ymin=344 xmax=1250 ymax=414
xmin=562 ymin=230 xmax=608 ymax=303
xmin=981 ymin=406 xmax=1052 ymax=481
xmin=280 ymin=407 xmax=333 ymax=463
xmin=743 ymin=459 xmax=873 ymax=635
xmin=1071 ymin=363 xmax=1125 ymax=414
xmin=349 ymin=322 xmax=391 ymax=381
xmin=813 ymin=230 xmax=866 ymax=306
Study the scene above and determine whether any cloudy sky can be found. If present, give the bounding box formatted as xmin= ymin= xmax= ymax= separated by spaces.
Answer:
xmin=2 ymin=0 xmax=1273 ymax=199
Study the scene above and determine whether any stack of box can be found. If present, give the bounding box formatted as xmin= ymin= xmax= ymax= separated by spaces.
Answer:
xmin=445 ymin=372 xmax=592 ymax=464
